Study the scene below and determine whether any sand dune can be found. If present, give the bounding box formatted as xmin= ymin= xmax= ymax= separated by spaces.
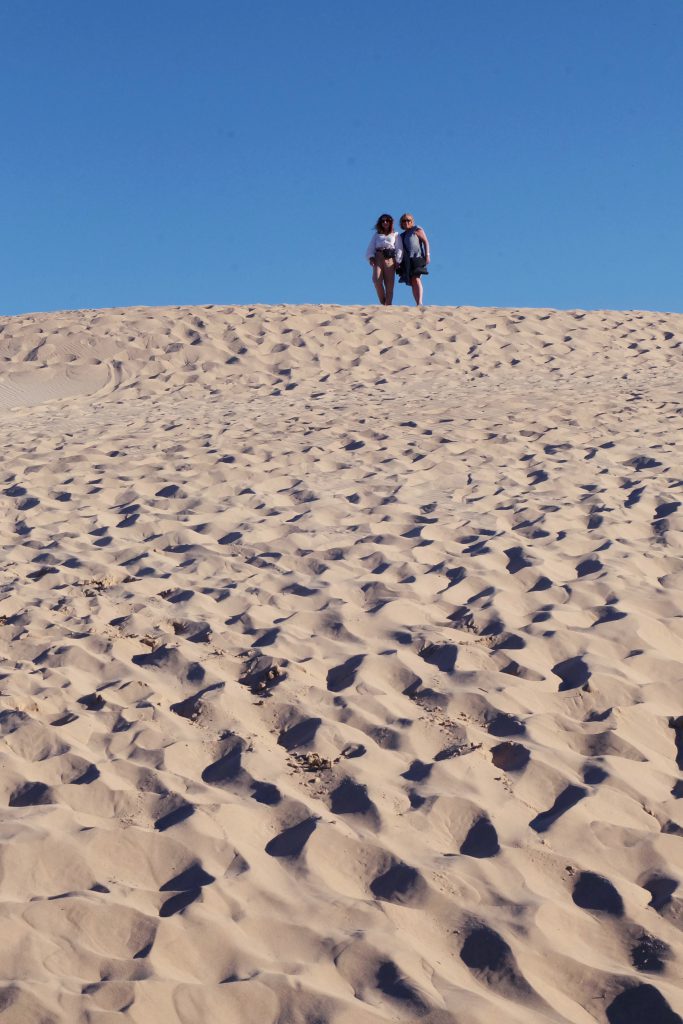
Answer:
xmin=0 ymin=302 xmax=681 ymax=1023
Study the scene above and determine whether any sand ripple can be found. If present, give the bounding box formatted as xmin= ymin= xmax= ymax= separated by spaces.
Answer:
xmin=0 ymin=303 xmax=681 ymax=1022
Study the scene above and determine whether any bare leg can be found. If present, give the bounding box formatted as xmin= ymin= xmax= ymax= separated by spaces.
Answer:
xmin=411 ymin=276 xmax=424 ymax=305
xmin=374 ymin=253 xmax=395 ymax=305
xmin=375 ymin=253 xmax=396 ymax=305
xmin=372 ymin=262 xmax=386 ymax=304
xmin=383 ymin=265 xmax=396 ymax=305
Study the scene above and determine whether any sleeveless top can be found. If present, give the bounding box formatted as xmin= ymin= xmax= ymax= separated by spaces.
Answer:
xmin=401 ymin=226 xmax=424 ymax=258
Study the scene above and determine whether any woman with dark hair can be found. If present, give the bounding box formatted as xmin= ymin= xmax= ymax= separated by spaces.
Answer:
xmin=397 ymin=213 xmax=430 ymax=305
xmin=365 ymin=213 xmax=401 ymax=305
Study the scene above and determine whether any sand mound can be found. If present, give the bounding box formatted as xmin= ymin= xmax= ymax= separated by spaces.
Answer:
xmin=0 ymin=303 xmax=681 ymax=1023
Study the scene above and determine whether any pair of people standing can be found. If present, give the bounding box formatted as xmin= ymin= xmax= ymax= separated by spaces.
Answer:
xmin=365 ymin=213 xmax=431 ymax=306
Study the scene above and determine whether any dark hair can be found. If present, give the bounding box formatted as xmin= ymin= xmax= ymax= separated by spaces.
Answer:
xmin=374 ymin=213 xmax=394 ymax=233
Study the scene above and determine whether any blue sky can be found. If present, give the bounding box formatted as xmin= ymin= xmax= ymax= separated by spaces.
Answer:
xmin=1 ymin=0 xmax=681 ymax=314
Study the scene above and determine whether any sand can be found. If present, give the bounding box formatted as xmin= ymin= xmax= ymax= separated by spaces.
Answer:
xmin=0 ymin=302 xmax=681 ymax=1023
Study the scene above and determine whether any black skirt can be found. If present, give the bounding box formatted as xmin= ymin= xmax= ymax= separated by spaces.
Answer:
xmin=399 ymin=254 xmax=429 ymax=284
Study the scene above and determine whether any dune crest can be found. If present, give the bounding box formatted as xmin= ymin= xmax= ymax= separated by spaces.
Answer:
xmin=0 ymin=303 xmax=682 ymax=1023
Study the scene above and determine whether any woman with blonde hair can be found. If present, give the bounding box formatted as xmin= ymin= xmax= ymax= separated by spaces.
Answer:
xmin=397 ymin=213 xmax=430 ymax=305
xmin=365 ymin=213 xmax=400 ymax=305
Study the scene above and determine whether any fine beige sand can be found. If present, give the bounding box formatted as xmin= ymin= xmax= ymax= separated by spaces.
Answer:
xmin=0 ymin=303 xmax=682 ymax=1024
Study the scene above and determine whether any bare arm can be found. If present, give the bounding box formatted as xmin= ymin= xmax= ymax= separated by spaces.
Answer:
xmin=416 ymin=227 xmax=430 ymax=264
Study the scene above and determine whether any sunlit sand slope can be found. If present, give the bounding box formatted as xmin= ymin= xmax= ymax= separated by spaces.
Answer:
xmin=0 ymin=303 xmax=682 ymax=1024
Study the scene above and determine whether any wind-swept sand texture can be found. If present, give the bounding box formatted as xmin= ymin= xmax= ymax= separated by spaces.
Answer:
xmin=0 ymin=303 xmax=682 ymax=1023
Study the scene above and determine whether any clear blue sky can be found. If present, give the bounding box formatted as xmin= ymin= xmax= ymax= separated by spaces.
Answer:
xmin=2 ymin=0 xmax=681 ymax=314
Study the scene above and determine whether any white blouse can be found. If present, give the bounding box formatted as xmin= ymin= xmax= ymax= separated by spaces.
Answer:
xmin=365 ymin=231 xmax=403 ymax=262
